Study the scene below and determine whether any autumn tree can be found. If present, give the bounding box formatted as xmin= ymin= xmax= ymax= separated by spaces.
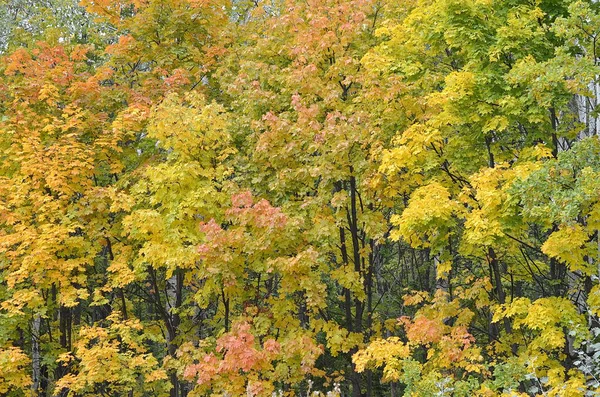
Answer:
xmin=1 ymin=0 xmax=600 ymax=396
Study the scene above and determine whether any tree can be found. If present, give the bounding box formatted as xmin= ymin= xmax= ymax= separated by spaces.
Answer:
xmin=2 ymin=0 xmax=600 ymax=396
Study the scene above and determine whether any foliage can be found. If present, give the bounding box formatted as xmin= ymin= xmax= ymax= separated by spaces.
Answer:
xmin=0 ymin=0 xmax=600 ymax=396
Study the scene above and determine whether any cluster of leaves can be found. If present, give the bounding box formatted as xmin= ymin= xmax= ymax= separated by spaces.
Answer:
xmin=1 ymin=0 xmax=600 ymax=396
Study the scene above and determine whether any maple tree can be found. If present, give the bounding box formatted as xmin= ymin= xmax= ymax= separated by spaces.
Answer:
xmin=1 ymin=0 xmax=600 ymax=396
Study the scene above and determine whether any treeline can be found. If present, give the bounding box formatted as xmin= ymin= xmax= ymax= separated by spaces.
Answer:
xmin=1 ymin=0 xmax=600 ymax=396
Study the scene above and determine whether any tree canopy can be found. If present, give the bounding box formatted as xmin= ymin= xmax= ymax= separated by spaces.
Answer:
xmin=1 ymin=0 xmax=600 ymax=396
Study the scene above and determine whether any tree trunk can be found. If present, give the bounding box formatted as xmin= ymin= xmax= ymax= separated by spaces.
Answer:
xmin=31 ymin=313 xmax=41 ymax=395
xmin=166 ymin=270 xmax=183 ymax=397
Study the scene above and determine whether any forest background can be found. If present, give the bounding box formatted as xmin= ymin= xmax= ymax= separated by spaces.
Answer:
xmin=1 ymin=0 xmax=600 ymax=396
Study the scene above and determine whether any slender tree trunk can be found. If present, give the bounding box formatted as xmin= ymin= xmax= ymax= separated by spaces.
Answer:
xmin=222 ymin=288 xmax=230 ymax=332
xmin=57 ymin=305 xmax=71 ymax=397
xmin=336 ymin=181 xmax=354 ymax=333
xmin=348 ymin=172 xmax=363 ymax=397
xmin=31 ymin=313 xmax=41 ymax=395
xmin=340 ymin=226 xmax=353 ymax=332
xmin=166 ymin=270 xmax=183 ymax=397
